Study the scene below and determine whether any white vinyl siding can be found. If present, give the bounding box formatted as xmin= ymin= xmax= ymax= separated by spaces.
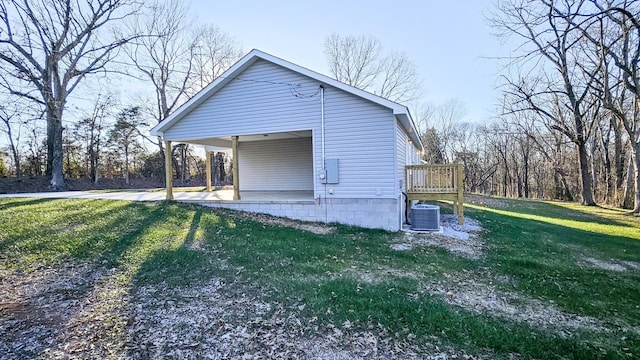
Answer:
xmin=163 ymin=60 xmax=322 ymax=140
xmin=163 ymin=59 xmax=397 ymax=199
xmin=322 ymin=89 xmax=396 ymax=198
xmin=238 ymin=137 xmax=313 ymax=191
xmin=396 ymin=123 xmax=408 ymax=192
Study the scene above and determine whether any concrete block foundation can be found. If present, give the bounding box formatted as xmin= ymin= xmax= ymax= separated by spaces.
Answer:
xmin=191 ymin=197 xmax=399 ymax=231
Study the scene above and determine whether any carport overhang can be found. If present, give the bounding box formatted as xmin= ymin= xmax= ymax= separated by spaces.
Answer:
xmin=157 ymin=130 xmax=313 ymax=201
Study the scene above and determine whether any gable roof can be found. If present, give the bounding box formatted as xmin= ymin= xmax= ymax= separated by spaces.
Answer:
xmin=150 ymin=49 xmax=423 ymax=150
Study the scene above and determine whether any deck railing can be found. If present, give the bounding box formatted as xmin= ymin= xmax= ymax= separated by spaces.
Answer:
xmin=405 ymin=163 xmax=465 ymax=224
xmin=406 ymin=163 xmax=462 ymax=194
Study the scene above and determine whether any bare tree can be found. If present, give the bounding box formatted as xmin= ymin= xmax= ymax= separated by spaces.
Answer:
xmin=109 ymin=106 xmax=145 ymax=185
xmin=0 ymin=0 xmax=141 ymax=190
xmin=127 ymin=0 xmax=241 ymax=167
xmin=493 ymin=0 xmax=601 ymax=205
xmin=0 ymin=100 xmax=23 ymax=178
xmin=73 ymin=94 xmax=114 ymax=184
xmin=324 ymin=33 xmax=421 ymax=103
xmin=128 ymin=0 xmax=194 ymax=132
xmin=190 ymin=24 xmax=243 ymax=93
xmin=424 ymin=99 xmax=468 ymax=163
xmin=576 ymin=0 xmax=640 ymax=212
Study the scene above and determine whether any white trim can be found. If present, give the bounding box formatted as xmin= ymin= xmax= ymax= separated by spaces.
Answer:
xmin=150 ymin=49 xmax=423 ymax=151
xmin=322 ymin=195 xmax=397 ymax=200
xmin=393 ymin=119 xmax=400 ymax=230
xmin=393 ymin=117 xmax=399 ymax=199
xmin=163 ymin=127 xmax=314 ymax=144
xmin=311 ymin=128 xmax=318 ymax=200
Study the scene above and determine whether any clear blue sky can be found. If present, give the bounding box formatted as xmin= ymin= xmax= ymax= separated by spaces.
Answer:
xmin=190 ymin=0 xmax=508 ymax=123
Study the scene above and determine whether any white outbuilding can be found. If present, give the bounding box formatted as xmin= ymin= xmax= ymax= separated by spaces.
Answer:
xmin=151 ymin=49 xmax=434 ymax=231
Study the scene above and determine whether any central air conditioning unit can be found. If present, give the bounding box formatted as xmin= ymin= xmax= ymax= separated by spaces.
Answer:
xmin=410 ymin=204 xmax=441 ymax=231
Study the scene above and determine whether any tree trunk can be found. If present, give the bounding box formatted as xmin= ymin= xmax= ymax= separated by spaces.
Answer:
xmin=124 ymin=144 xmax=130 ymax=185
xmin=502 ymin=171 xmax=508 ymax=197
xmin=555 ymin=169 xmax=575 ymax=202
xmin=46 ymin=119 xmax=54 ymax=177
xmin=94 ymin=159 xmax=99 ymax=185
xmin=631 ymin=143 xmax=640 ymax=213
xmin=523 ymin=150 xmax=530 ymax=198
xmin=181 ymin=144 xmax=187 ymax=185
xmin=90 ymin=147 xmax=99 ymax=185
xmin=577 ymin=141 xmax=595 ymax=205
xmin=212 ymin=153 xmax=218 ymax=186
xmin=613 ymin=123 xmax=624 ymax=197
xmin=603 ymin=143 xmax=612 ymax=203
xmin=591 ymin=143 xmax=598 ymax=201
xmin=49 ymin=106 xmax=66 ymax=190
xmin=218 ymin=152 xmax=226 ymax=185
xmin=623 ymin=155 xmax=634 ymax=209
xmin=152 ymin=137 xmax=165 ymax=180
xmin=614 ymin=140 xmax=625 ymax=206
xmin=6 ymin=125 xmax=21 ymax=179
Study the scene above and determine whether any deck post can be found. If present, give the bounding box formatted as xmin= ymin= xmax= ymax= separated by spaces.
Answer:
xmin=232 ymin=136 xmax=240 ymax=200
xmin=405 ymin=166 xmax=410 ymax=223
xmin=164 ymin=140 xmax=173 ymax=200
xmin=452 ymin=165 xmax=458 ymax=215
xmin=205 ymin=150 xmax=212 ymax=192
xmin=457 ymin=163 xmax=464 ymax=225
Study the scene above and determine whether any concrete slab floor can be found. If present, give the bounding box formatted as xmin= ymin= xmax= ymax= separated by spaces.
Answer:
xmin=0 ymin=189 xmax=315 ymax=203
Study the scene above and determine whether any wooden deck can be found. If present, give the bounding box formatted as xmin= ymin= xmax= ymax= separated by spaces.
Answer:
xmin=406 ymin=163 xmax=464 ymax=224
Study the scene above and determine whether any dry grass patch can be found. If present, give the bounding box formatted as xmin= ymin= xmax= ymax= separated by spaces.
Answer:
xmin=419 ymin=272 xmax=613 ymax=337
xmin=579 ymin=257 xmax=640 ymax=272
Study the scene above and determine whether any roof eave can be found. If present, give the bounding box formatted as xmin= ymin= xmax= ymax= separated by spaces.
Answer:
xmin=394 ymin=111 xmax=424 ymax=151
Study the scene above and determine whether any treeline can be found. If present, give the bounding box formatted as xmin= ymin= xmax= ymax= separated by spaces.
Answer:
xmin=1 ymin=0 xmax=637 ymax=212
xmin=420 ymin=0 xmax=639 ymax=212
xmin=0 ymin=100 xmax=232 ymax=187
xmin=0 ymin=0 xmax=241 ymax=188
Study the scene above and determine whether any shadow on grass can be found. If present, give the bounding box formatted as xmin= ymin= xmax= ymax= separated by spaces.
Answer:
xmin=73 ymin=203 xmax=169 ymax=267
xmin=131 ymin=205 xmax=230 ymax=288
xmin=466 ymin=201 xmax=639 ymax=242
xmin=0 ymin=199 xmax=175 ymax=359
xmin=0 ymin=197 xmax=58 ymax=211
xmin=182 ymin=210 xmax=201 ymax=249
xmin=8 ymin=199 xmax=621 ymax=360
xmin=0 ymin=200 xmax=167 ymax=268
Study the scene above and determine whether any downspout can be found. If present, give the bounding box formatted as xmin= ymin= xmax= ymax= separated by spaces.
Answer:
xmin=320 ymin=85 xmax=328 ymax=223
xmin=320 ymin=85 xmax=325 ymax=170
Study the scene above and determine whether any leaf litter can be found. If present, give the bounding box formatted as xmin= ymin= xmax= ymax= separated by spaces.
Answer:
xmin=1 ymin=260 xmax=480 ymax=359
xmin=227 ymin=210 xmax=335 ymax=235
xmin=2 ymin=212 xmax=636 ymax=359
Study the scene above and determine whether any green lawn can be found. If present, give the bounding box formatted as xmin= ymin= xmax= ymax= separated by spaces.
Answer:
xmin=0 ymin=196 xmax=638 ymax=359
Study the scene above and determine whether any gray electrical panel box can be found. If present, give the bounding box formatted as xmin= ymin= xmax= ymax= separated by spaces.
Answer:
xmin=323 ymin=158 xmax=339 ymax=184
